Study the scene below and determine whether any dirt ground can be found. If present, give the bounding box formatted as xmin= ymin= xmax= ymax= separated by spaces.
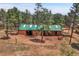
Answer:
xmin=0 ymin=29 xmax=79 ymax=56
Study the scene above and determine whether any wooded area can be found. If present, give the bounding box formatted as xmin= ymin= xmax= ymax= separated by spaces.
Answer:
xmin=0 ymin=3 xmax=79 ymax=56
xmin=0 ymin=3 xmax=79 ymax=43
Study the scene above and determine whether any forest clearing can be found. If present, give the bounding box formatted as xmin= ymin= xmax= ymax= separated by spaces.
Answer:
xmin=0 ymin=28 xmax=79 ymax=56
xmin=0 ymin=3 xmax=79 ymax=56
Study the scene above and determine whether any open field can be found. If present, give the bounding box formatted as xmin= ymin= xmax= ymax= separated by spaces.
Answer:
xmin=0 ymin=29 xmax=79 ymax=56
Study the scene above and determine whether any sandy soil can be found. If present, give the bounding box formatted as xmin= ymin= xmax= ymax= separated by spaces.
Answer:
xmin=0 ymin=29 xmax=79 ymax=56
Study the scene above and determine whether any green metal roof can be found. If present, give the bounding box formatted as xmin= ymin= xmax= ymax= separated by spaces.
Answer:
xmin=18 ymin=24 xmax=62 ymax=31
xmin=18 ymin=24 xmax=29 ymax=30
xmin=43 ymin=25 xmax=62 ymax=31
xmin=49 ymin=25 xmax=62 ymax=31
xmin=18 ymin=24 xmax=43 ymax=30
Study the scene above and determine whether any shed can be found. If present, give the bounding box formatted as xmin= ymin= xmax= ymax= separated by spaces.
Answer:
xmin=50 ymin=25 xmax=62 ymax=36
xmin=43 ymin=25 xmax=62 ymax=31
xmin=43 ymin=25 xmax=62 ymax=36
xmin=18 ymin=24 xmax=43 ymax=35
xmin=18 ymin=24 xmax=28 ymax=35
xmin=17 ymin=23 xmax=62 ymax=36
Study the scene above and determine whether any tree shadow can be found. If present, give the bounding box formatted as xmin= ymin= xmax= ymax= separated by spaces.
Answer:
xmin=71 ymin=43 xmax=79 ymax=50
xmin=0 ymin=36 xmax=10 ymax=40
xmin=45 ymin=38 xmax=53 ymax=41
xmin=30 ymin=38 xmax=45 ymax=43
xmin=74 ymin=31 xmax=79 ymax=34
xmin=10 ymin=33 xmax=18 ymax=35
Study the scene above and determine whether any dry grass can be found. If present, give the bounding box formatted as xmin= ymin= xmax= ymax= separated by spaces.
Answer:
xmin=0 ymin=44 xmax=31 ymax=53
xmin=59 ymin=43 xmax=76 ymax=56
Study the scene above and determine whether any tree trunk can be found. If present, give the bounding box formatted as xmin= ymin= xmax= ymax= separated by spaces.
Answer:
xmin=17 ymin=19 xmax=19 ymax=34
xmin=69 ymin=15 xmax=76 ymax=44
xmin=41 ymin=30 xmax=44 ymax=42
xmin=5 ymin=20 xmax=9 ymax=39
xmin=69 ymin=22 xmax=75 ymax=44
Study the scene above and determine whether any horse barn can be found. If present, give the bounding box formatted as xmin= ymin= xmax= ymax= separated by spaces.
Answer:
xmin=43 ymin=25 xmax=63 ymax=36
xmin=18 ymin=23 xmax=63 ymax=36
xmin=18 ymin=23 xmax=43 ymax=35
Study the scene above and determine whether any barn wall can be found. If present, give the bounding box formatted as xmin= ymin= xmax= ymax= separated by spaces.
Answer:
xmin=43 ymin=31 xmax=62 ymax=36
xmin=32 ymin=31 xmax=41 ymax=36
xmin=18 ymin=30 xmax=62 ymax=36
xmin=32 ymin=31 xmax=62 ymax=36
xmin=56 ymin=31 xmax=62 ymax=35
xmin=18 ymin=30 xmax=27 ymax=35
